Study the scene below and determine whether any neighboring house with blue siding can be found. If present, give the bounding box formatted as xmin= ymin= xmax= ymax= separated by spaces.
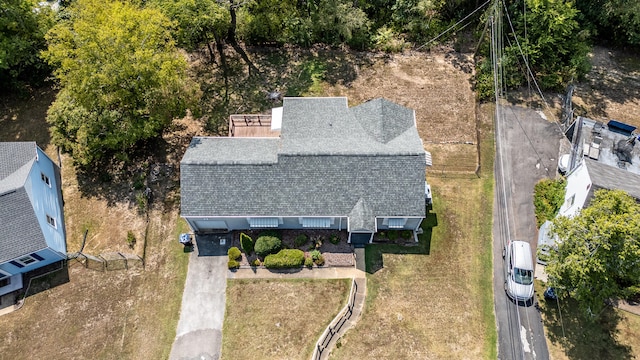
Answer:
xmin=180 ymin=97 xmax=431 ymax=244
xmin=0 ymin=142 xmax=67 ymax=299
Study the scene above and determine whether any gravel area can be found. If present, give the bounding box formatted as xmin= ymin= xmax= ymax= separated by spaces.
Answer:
xmin=229 ymin=230 xmax=355 ymax=267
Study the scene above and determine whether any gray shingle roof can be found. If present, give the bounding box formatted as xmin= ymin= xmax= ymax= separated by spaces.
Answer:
xmin=280 ymin=97 xmax=423 ymax=156
xmin=0 ymin=142 xmax=48 ymax=263
xmin=0 ymin=188 xmax=47 ymax=263
xmin=586 ymin=158 xmax=640 ymax=199
xmin=180 ymin=98 xmax=426 ymax=223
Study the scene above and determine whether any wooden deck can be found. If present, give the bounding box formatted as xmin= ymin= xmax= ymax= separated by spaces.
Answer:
xmin=229 ymin=114 xmax=280 ymax=138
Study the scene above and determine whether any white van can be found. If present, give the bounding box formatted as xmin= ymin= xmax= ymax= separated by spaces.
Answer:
xmin=504 ymin=240 xmax=535 ymax=302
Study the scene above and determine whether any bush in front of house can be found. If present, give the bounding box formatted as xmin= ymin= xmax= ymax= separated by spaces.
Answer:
xmin=311 ymin=250 xmax=325 ymax=266
xmin=304 ymin=256 xmax=314 ymax=268
xmin=228 ymin=246 xmax=241 ymax=260
xmin=228 ymin=259 xmax=240 ymax=269
xmin=251 ymin=258 xmax=261 ymax=267
xmin=240 ymin=232 xmax=254 ymax=254
xmin=263 ymin=249 xmax=305 ymax=268
xmin=401 ymin=230 xmax=412 ymax=239
xmin=254 ymin=236 xmax=282 ymax=257
xmin=329 ymin=233 xmax=340 ymax=245
xmin=294 ymin=234 xmax=309 ymax=247
xmin=258 ymin=230 xmax=281 ymax=240
xmin=388 ymin=230 xmax=399 ymax=241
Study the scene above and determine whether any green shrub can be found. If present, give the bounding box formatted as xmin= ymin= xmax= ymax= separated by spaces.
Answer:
xmin=228 ymin=259 xmax=240 ymax=269
xmin=251 ymin=258 xmax=261 ymax=267
xmin=388 ymin=230 xmax=399 ymax=241
xmin=240 ymin=233 xmax=254 ymax=254
xmin=294 ymin=234 xmax=309 ymax=247
xmin=534 ymin=178 xmax=567 ymax=227
xmin=263 ymin=249 xmax=305 ymax=268
xmin=255 ymin=236 xmax=282 ymax=257
xmin=304 ymin=256 xmax=314 ymax=268
xmin=314 ymin=254 xmax=325 ymax=266
xmin=310 ymin=249 xmax=321 ymax=261
xmin=329 ymin=233 xmax=340 ymax=245
xmin=126 ymin=230 xmax=136 ymax=248
xmin=228 ymin=246 xmax=241 ymax=260
xmin=258 ymin=230 xmax=281 ymax=240
xmin=400 ymin=230 xmax=412 ymax=239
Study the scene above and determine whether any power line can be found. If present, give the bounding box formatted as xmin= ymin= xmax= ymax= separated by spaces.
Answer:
xmin=416 ymin=0 xmax=492 ymax=50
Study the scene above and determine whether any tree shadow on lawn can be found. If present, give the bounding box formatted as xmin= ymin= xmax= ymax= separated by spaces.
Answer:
xmin=365 ymin=209 xmax=437 ymax=274
xmin=536 ymin=282 xmax=633 ymax=360
xmin=194 ymin=45 xmax=374 ymax=134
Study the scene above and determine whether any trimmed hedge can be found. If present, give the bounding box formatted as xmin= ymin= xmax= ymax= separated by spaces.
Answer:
xmin=240 ymin=233 xmax=254 ymax=254
xmin=228 ymin=259 xmax=240 ymax=269
xmin=255 ymin=236 xmax=282 ymax=257
xmin=228 ymin=246 xmax=241 ymax=260
xmin=263 ymin=249 xmax=305 ymax=268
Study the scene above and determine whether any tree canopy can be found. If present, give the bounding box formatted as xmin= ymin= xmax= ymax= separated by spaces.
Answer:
xmin=547 ymin=189 xmax=640 ymax=317
xmin=43 ymin=0 xmax=198 ymax=166
xmin=0 ymin=0 xmax=54 ymax=91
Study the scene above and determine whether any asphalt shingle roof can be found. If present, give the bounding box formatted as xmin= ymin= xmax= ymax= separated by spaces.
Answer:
xmin=180 ymin=97 xmax=426 ymax=223
xmin=586 ymin=158 xmax=640 ymax=199
xmin=0 ymin=142 xmax=48 ymax=263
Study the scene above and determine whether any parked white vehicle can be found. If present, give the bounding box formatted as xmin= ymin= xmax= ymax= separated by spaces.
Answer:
xmin=504 ymin=240 xmax=535 ymax=302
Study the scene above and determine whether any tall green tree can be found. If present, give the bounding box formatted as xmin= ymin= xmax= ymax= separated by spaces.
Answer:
xmin=43 ymin=0 xmax=198 ymax=166
xmin=547 ymin=190 xmax=640 ymax=317
xmin=0 ymin=0 xmax=54 ymax=91
xmin=577 ymin=0 xmax=640 ymax=46
xmin=150 ymin=0 xmax=229 ymax=61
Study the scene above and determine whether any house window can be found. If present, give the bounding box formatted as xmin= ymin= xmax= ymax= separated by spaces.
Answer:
xmin=301 ymin=218 xmax=331 ymax=228
xmin=0 ymin=270 xmax=10 ymax=288
xmin=46 ymin=214 xmax=56 ymax=228
xmin=41 ymin=172 xmax=51 ymax=187
xmin=16 ymin=255 xmax=38 ymax=267
xmin=248 ymin=217 xmax=279 ymax=228
xmin=567 ymin=194 xmax=575 ymax=207
xmin=387 ymin=218 xmax=407 ymax=229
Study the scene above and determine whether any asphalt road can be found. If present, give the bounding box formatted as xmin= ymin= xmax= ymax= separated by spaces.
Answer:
xmin=493 ymin=105 xmax=564 ymax=360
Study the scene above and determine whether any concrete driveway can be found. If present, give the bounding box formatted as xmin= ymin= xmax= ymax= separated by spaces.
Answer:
xmin=169 ymin=234 xmax=230 ymax=360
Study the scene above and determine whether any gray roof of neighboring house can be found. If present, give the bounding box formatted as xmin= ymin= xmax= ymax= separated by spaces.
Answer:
xmin=0 ymin=142 xmax=48 ymax=263
xmin=181 ymin=97 xmax=427 ymax=229
xmin=585 ymin=158 xmax=640 ymax=200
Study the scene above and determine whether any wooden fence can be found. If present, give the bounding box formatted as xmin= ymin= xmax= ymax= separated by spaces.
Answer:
xmin=312 ymin=279 xmax=358 ymax=360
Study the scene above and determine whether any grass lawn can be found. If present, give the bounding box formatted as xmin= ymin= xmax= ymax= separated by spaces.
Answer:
xmin=0 ymin=211 xmax=189 ymax=359
xmin=222 ymin=278 xmax=350 ymax=360
xmin=536 ymin=281 xmax=640 ymax=359
xmin=329 ymin=120 xmax=496 ymax=359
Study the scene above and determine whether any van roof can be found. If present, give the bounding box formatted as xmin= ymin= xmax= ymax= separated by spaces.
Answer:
xmin=512 ymin=240 xmax=534 ymax=270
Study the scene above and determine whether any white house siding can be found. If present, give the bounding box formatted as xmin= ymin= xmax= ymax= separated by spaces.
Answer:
xmin=558 ymin=161 xmax=592 ymax=218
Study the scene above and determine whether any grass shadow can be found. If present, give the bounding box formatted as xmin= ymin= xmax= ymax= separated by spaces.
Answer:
xmin=535 ymin=281 xmax=634 ymax=359
xmin=365 ymin=210 xmax=437 ymax=274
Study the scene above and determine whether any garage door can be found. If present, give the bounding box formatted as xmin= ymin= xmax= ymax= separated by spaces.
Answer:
xmin=194 ymin=220 xmax=228 ymax=232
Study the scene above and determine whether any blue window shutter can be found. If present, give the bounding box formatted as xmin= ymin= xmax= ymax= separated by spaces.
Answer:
xmin=31 ymin=253 xmax=44 ymax=261
xmin=10 ymin=261 xmax=24 ymax=268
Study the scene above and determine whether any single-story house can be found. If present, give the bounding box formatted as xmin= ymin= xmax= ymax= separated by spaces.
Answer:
xmin=180 ymin=97 xmax=431 ymax=244
xmin=0 ymin=142 xmax=67 ymax=299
